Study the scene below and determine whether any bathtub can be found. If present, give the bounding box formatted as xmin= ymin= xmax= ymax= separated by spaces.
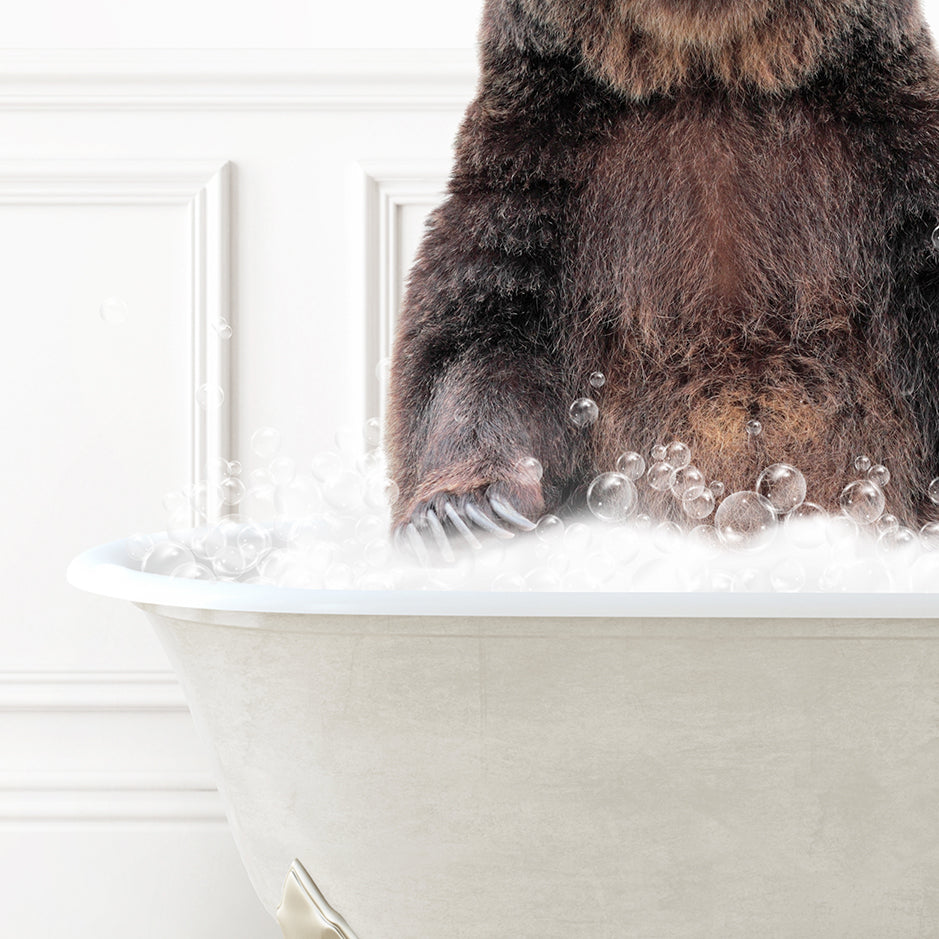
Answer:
xmin=68 ymin=537 xmax=939 ymax=938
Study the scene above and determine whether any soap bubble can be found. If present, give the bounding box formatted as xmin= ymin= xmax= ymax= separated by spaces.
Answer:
xmin=210 ymin=457 xmax=239 ymax=480
xmin=99 ymin=296 xmax=128 ymax=325
xmin=364 ymin=538 xmax=393 ymax=568
xmin=569 ymin=397 xmax=599 ymax=427
xmin=564 ymin=521 xmax=592 ymax=553
xmin=710 ymin=571 xmax=735 ymax=592
xmin=604 ymin=526 xmax=641 ymax=563
xmin=588 ymin=371 xmax=606 ymax=389
xmin=912 ymin=552 xmax=939 ymax=590
xmin=310 ymin=450 xmax=344 ymax=484
xmin=651 ymin=444 xmax=668 ymax=463
xmin=212 ymin=318 xmax=232 ymax=340
xmin=489 ymin=572 xmax=524 ymax=591
xmin=142 ymin=541 xmax=195 ymax=575
xmin=219 ymin=476 xmax=246 ymax=506
xmin=664 ymin=441 xmax=691 ymax=469
xmin=587 ymin=473 xmax=637 ymax=522
xmin=324 ymin=563 xmax=355 ymax=590
xmin=526 ymin=567 xmax=561 ymax=591
xmin=126 ymin=532 xmax=156 ymax=561
xmin=358 ymin=570 xmax=396 ymax=590
xmin=688 ymin=524 xmax=720 ymax=550
xmin=535 ymin=514 xmax=565 ymax=542
xmin=287 ymin=516 xmax=326 ymax=550
xmin=246 ymin=467 xmax=272 ymax=488
xmin=251 ymin=427 xmax=281 ymax=460
xmin=854 ymin=455 xmax=872 ymax=473
xmin=647 ymin=462 xmax=677 ymax=492
xmin=196 ymin=384 xmax=224 ymax=410
xmin=241 ymin=484 xmax=277 ymax=526
xmin=584 ymin=551 xmax=617 ymax=581
xmin=756 ymin=463 xmax=806 ymax=515
xmin=364 ymin=476 xmax=398 ymax=512
xmin=714 ymin=491 xmax=777 ymax=550
xmin=868 ymin=464 xmax=890 ymax=487
xmin=653 ymin=521 xmax=683 ymax=553
xmin=920 ymin=521 xmax=939 ymax=550
xmin=878 ymin=526 xmax=917 ymax=555
xmin=771 ymin=559 xmax=806 ymax=593
xmin=933 ymin=225 xmax=939 ymax=251
xmin=670 ymin=464 xmax=706 ymax=500
xmin=323 ymin=471 xmax=365 ymax=512
xmin=269 ymin=456 xmax=296 ymax=487
xmin=275 ymin=476 xmax=321 ymax=518
xmin=826 ymin=514 xmax=859 ymax=548
xmin=615 ymin=451 xmax=646 ymax=480
xmin=162 ymin=490 xmax=189 ymax=515
xmin=839 ymin=557 xmax=892 ymax=593
xmin=876 ymin=514 xmax=899 ymax=536
xmin=734 ymin=567 xmax=771 ymax=592
xmin=354 ymin=514 xmax=385 ymax=543
xmin=190 ymin=480 xmax=224 ymax=519
xmin=212 ymin=545 xmax=256 ymax=578
xmin=709 ymin=481 xmax=725 ymax=498
xmin=746 ymin=419 xmax=763 ymax=436
xmin=375 ymin=356 xmax=391 ymax=384
xmin=334 ymin=424 xmax=362 ymax=456
xmin=840 ymin=479 xmax=885 ymax=525
xmin=166 ymin=508 xmax=195 ymax=545
xmin=171 ymin=561 xmax=215 ymax=581
xmin=363 ymin=417 xmax=382 ymax=448
xmin=930 ymin=478 xmax=939 ymax=504
xmin=515 ymin=456 xmax=544 ymax=484
xmin=682 ymin=487 xmax=716 ymax=519
xmin=785 ymin=502 xmax=828 ymax=548
xmin=237 ymin=521 xmax=272 ymax=562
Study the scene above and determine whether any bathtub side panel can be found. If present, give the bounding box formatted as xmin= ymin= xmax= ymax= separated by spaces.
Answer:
xmin=146 ymin=609 xmax=939 ymax=939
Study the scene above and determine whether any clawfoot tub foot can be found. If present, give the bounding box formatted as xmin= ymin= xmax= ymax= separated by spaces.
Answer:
xmin=276 ymin=860 xmax=359 ymax=939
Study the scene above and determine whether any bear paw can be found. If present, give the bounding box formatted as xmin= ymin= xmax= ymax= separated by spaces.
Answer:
xmin=394 ymin=480 xmax=542 ymax=565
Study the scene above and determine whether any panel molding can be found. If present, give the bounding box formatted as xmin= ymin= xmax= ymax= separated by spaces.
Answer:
xmin=0 ymin=49 xmax=478 ymax=111
xmin=0 ymin=670 xmax=184 ymax=711
xmin=357 ymin=160 xmax=448 ymax=421
xmin=0 ymin=671 xmax=223 ymax=823
xmin=0 ymin=774 xmax=223 ymax=823
xmin=0 ymin=158 xmax=232 ymax=517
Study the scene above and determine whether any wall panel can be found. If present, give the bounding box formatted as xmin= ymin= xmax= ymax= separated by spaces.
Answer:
xmin=0 ymin=50 xmax=475 ymax=938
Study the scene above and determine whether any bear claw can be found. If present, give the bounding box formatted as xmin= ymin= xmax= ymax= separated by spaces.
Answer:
xmin=396 ymin=486 xmax=538 ymax=564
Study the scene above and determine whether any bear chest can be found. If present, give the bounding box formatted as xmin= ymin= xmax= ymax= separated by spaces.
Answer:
xmin=572 ymin=98 xmax=883 ymax=346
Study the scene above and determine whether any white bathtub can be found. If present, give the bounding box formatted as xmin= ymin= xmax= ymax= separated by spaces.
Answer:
xmin=68 ymin=537 xmax=939 ymax=938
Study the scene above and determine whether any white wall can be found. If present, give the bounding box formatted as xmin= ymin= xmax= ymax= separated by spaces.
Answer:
xmin=0 ymin=48 xmax=475 ymax=939
xmin=3 ymin=0 xmax=939 ymax=48
xmin=0 ymin=0 xmax=487 ymax=48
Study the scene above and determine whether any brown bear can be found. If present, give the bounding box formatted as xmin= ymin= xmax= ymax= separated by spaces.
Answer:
xmin=385 ymin=0 xmax=939 ymax=550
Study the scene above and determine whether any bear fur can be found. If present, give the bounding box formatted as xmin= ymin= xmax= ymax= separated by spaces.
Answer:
xmin=385 ymin=0 xmax=939 ymax=538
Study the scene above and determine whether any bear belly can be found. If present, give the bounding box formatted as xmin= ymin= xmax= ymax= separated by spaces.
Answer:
xmin=565 ymin=97 xmax=920 ymax=518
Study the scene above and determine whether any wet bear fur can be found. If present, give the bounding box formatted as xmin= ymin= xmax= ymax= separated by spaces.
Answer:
xmin=385 ymin=0 xmax=939 ymax=534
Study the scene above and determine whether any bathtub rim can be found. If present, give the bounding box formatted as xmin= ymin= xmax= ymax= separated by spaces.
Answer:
xmin=67 ymin=535 xmax=939 ymax=619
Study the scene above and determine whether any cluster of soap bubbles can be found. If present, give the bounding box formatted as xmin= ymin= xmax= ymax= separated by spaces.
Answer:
xmin=128 ymin=421 xmax=402 ymax=589
xmin=127 ymin=400 xmax=939 ymax=592
xmin=578 ymin=434 xmax=939 ymax=559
